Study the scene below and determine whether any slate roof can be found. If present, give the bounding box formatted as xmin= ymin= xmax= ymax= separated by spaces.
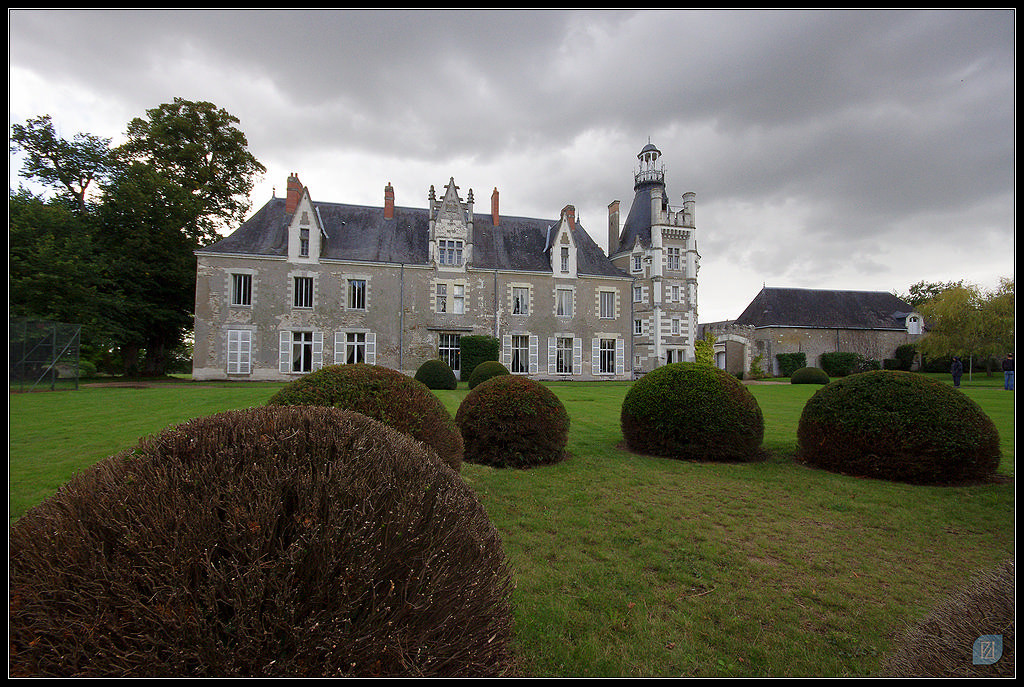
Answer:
xmin=201 ymin=196 xmax=627 ymax=278
xmin=733 ymin=287 xmax=918 ymax=330
xmin=614 ymin=180 xmax=661 ymax=253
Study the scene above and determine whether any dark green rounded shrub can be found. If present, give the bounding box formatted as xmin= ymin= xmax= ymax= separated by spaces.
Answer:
xmin=621 ymin=362 xmax=765 ymax=461
xmin=790 ymin=366 xmax=830 ymax=384
xmin=880 ymin=559 xmax=1015 ymax=677
xmin=8 ymin=406 xmax=514 ymax=678
xmin=456 ymin=375 xmax=569 ymax=468
xmin=459 ymin=335 xmax=500 ymax=385
xmin=797 ymin=370 xmax=1001 ymax=484
xmin=414 ymin=358 xmax=457 ymax=390
xmin=467 ymin=360 xmax=510 ymax=390
xmin=268 ymin=364 xmax=462 ymax=471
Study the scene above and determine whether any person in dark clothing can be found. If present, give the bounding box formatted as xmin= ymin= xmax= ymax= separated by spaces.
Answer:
xmin=950 ymin=356 xmax=963 ymax=388
xmin=1002 ymin=353 xmax=1014 ymax=391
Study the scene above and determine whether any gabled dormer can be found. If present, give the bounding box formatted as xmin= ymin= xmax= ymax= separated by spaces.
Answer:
xmin=429 ymin=177 xmax=473 ymax=271
xmin=547 ymin=205 xmax=579 ymax=278
xmin=285 ymin=173 xmax=324 ymax=263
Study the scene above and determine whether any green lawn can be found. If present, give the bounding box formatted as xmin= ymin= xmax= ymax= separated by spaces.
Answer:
xmin=8 ymin=373 xmax=1015 ymax=677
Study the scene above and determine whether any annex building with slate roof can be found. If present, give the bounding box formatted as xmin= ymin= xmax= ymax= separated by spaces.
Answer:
xmin=192 ymin=143 xmax=699 ymax=381
xmin=701 ymin=287 xmax=925 ymax=377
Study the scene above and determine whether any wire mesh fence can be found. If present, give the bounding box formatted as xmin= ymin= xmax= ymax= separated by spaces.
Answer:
xmin=9 ymin=320 xmax=82 ymax=392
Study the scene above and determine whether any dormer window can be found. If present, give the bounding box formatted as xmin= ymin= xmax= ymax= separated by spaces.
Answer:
xmin=439 ymin=240 xmax=463 ymax=266
xmin=633 ymin=254 xmax=643 ymax=272
xmin=299 ymin=227 xmax=309 ymax=257
xmin=561 ymin=246 xmax=570 ymax=273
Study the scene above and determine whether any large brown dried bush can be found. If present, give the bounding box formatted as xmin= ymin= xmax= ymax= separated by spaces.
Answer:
xmin=9 ymin=406 xmax=514 ymax=678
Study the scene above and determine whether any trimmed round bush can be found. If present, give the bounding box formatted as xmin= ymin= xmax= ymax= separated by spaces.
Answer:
xmin=880 ymin=559 xmax=1015 ymax=677
xmin=456 ymin=375 xmax=569 ymax=468
xmin=268 ymin=364 xmax=462 ymax=471
xmin=8 ymin=406 xmax=515 ymax=678
xmin=467 ymin=360 xmax=510 ymax=390
xmin=414 ymin=358 xmax=457 ymax=390
xmin=790 ymin=366 xmax=830 ymax=384
xmin=797 ymin=370 xmax=1001 ymax=484
xmin=621 ymin=362 xmax=765 ymax=461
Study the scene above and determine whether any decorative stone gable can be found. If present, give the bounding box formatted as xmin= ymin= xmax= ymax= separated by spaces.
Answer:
xmin=286 ymin=177 xmax=321 ymax=264
xmin=549 ymin=205 xmax=578 ymax=278
xmin=429 ymin=177 xmax=473 ymax=270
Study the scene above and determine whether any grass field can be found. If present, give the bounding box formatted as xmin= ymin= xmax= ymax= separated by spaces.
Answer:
xmin=8 ymin=372 xmax=1015 ymax=677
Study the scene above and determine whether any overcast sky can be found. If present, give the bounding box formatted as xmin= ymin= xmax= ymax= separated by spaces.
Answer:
xmin=9 ymin=9 xmax=1015 ymax=322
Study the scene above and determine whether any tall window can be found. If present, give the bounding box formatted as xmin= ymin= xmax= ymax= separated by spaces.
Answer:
xmin=230 ymin=273 xmax=252 ymax=306
xmin=667 ymin=247 xmax=681 ymax=271
xmin=634 ymin=319 xmax=643 ymax=336
xmin=439 ymin=333 xmax=461 ymax=374
xmin=633 ymin=285 xmax=643 ymax=303
xmin=292 ymin=331 xmax=313 ymax=372
xmin=600 ymin=338 xmax=616 ymax=374
xmin=227 ymin=330 xmax=251 ymax=374
xmin=633 ymin=254 xmax=643 ymax=272
xmin=560 ymin=246 xmax=570 ymax=273
xmin=346 ymin=332 xmax=366 ymax=364
xmin=512 ymin=287 xmax=530 ymax=315
xmin=556 ymin=337 xmax=573 ymax=374
xmin=439 ymin=240 xmax=463 ymax=266
xmin=556 ymin=288 xmax=573 ymax=317
xmin=435 ymin=284 xmax=447 ymax=313
xmin=348 ymin=279 xmax=366 ymax=310
xmin=453 ymin=284 xmax=465 ymax=314
xmin=294 ymin=276 xmax=313 ymax=308
xmin=599 ymin=291 xmax=615 ymax=319
xmin=671 ymin=318 xmax=680 ymax=336
xmin=671 ymin=284 xmax=680 ymax=303
xmin=511 ymin=335 xmax=529 ymax=373
xmin=299 ymin=227 xmax=310 ymax=257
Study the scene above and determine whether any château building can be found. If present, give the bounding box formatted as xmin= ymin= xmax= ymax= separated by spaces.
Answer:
xmin=191 ymin=143 xmax=699 ymax=381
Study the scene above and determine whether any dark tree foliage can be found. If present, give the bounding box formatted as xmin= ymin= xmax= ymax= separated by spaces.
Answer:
xmin=797 ymin=370 xmax=1001 ymax=484
xmin=9 ymin=406 xmax=515 ymax=677
xmin=456 ymin=375 xmax=570 ymax=468
xmin=268 ymin=364 xmax=463 ymax=472
xmin=621 ymin=362 xmax=765 ymax=462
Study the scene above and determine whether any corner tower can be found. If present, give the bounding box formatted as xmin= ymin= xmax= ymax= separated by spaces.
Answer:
xmin=608 ymin=143 xmax=699 ymax=373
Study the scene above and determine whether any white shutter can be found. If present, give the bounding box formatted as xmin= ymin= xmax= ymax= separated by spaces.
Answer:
xmin=227 ymin=330 xmax=251 ymax=374
xmin=502 ymin=335 xmax=512 ymax=368
xmin=592 ymin=338 xmax=600 ymax=375
xmin=573 ymin=337 xmax=583 ymax=376
xmin=334 ymin=331 xmax=345 ymax=364
xmin=529 ymin=335 xmax=539 ymax=374
xmin=366 ymin=332 xmax=376 ymax=365
xmin=547 ymin=337 xmax=557 ymax=374
xmin=616 ymin=338 xmax=625 ymax=376
xmin=312 ymin=331 xmax=323 ymax=370
xmin=279 ymin=331 xmax=291 ymax=373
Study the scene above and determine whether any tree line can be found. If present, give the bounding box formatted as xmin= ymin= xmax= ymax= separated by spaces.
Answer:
xmin=897 ymin=279 xmax=1014 ymax=375
xmin=10 ymin=99 xmax=265 ymax=376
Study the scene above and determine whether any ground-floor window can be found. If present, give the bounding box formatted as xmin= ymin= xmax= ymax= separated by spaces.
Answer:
xmin=511 ymin=335 xmax=530 ymax=373
xmin=292 ymin=331 xmax=313 ymax=372
xmin=334 ymin=330 xmax=376 ymax=365
xmin=226 ymin=329 xmax=251 ymax=374
xmin=556 ymin=337 xmax=574 ymax=374
xmin=439 ymin=333 xmax=461 ymax=376
xmin=600 ymin=338 xmax=616 ymax=374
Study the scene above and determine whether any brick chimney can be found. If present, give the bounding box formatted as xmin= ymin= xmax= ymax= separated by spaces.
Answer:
xmin=384 ymin=182 xmax=395 ymax=219
xmin=285 ymin=173 xmax=303 ymax=214
xmin=562 ymin=204 xmax=576 ymax=231
xmin=491 ymin=187 xmax=500 ymax=226
xmin=607 ymin=199 xmax=620 ymax=255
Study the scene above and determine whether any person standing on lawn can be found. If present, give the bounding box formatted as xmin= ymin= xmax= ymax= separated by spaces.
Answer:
xmin=1002 ymin=353 xmax=1014 ymax=391
xmin=950 ymin=356 xmax=964 ymax=388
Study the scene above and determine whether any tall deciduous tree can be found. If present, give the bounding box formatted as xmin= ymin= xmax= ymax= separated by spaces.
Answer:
xmin=917 ymin=279 xmax=1014 ymax=375
xmin=119 ymin=98 xmax=266 ymax=245
xmin=10 ymin=115 xmax=117 ymax=213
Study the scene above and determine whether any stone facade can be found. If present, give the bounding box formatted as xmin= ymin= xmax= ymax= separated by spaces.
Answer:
xmin=192 ymin=154 xmax=685 ymax=381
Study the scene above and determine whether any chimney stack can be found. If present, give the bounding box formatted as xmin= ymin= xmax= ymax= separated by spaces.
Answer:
xmin=562 ymin=204 xmax=576 ymax=231
xmin=607 ymin=200 xmax=620 ymax=256
xmin=285 ymin=173 xmax=303 ymax=214
xmin=384 ymin=182 xmax=395 ymax=219
xmin=491 ymin=187 xmax=500 ymax=226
